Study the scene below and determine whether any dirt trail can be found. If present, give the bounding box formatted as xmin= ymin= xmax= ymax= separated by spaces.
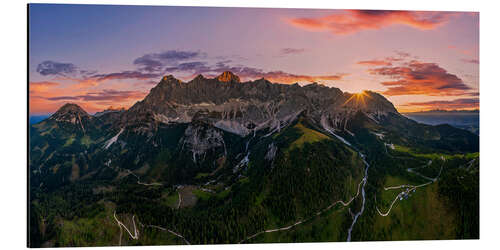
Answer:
xmin=177 ymin=191 xmax=182 ymax=209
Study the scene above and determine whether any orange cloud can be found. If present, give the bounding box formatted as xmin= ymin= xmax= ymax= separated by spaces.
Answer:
xmin=256 ymin=72 xmax=348 ymax=84
xmin=29 ymin=81 xmax=59 ymax=93
xmin=368 ymin=60 xmax=473 ymax=96
xmin=288 ymin=10 xmax=457 ymax=35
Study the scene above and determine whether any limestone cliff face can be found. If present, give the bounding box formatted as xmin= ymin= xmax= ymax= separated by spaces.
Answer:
xmin=121 ymin=72 xmax=399 ymax=136
xmin=180 ymin=123 xmax=226 ymax=163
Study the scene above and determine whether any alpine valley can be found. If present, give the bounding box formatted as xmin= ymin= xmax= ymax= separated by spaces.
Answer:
xmin=29 ymin=72 xmax=479 ymax=247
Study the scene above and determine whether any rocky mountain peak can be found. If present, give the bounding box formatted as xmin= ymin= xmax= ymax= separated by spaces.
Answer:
xmin=162 ymin=75 xmax=179 ymax=82
xmin=193 ymin=74 xmax=206 ymax=81
xmin=341 ymin=91 xmax=391 ymax=108
xmin=51 ymin=103 xmax=88 ymax=118
xmin=158 ymin=75 xmax=183 ymax=87
xmin=49 ymin=103 xmax=91 ymax=130
xmin=216 ymin=71 xmax=240 ymax=83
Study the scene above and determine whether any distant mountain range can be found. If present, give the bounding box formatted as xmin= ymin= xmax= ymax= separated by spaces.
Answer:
xmin=404 ymin=109 xmax=478 ymax=114
xmin=29 ymin=72 xmax=479 ymax=246
xmin=403 ymin=110 xmax=479 ymax=135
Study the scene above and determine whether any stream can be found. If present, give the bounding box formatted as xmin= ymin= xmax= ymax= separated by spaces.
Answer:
xmin=346 ymin=153 xmax=370 ymax=242
xmin=323 ymin=129 xmax=370 ymax=242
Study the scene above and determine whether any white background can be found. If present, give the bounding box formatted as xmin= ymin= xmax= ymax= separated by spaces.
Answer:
xmin=0 ymin=0 xmax=498 ymax=249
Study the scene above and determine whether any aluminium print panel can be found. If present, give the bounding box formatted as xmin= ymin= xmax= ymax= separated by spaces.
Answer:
xmin=28 ymin=4 xmax=479 ymax=247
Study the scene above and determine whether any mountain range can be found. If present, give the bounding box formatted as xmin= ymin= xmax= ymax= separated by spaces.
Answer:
xmin=29 ymin=72 xmax=479 ymax=246
xmin=403 ymin=110 xmax=479 ymax=135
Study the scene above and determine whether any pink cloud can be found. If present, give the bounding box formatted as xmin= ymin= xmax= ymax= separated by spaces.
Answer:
xmin=288 ymin=10 xmax=458 ymax=35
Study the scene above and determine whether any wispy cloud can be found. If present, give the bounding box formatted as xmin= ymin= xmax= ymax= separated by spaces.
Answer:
xmin=357 ymin=52 xmax=413 ymax=67
xmin=45 ymin=89 xmax=146 ymax=102
xmin=79 ymin=70 xmax=98 ymax=77
xmin=133 ymin=50 xmax=204 ymax=73
xmin=165 ymin=61 xmax=210 ymax=73
xmin=288 ymin=10 xmax=458 ymax=35
xmin=67 ymin=50 xmax=205 ymax=85
xmin=36 ymin=61 xmax=78 ymax=76
xmin=461 ymin=58 xmax=479 ymax=64
xmin=91 ymin=71 xmax=161 ymax=82
xmin=29 ymin=81 xmax=60 ymax=94
xmin=51 ymin=70 xmax=161 ymax=89
xmin=280 ymin=48 xmax=306 ymax=55
xmin=357 ymin=60 xmax=392 ymax=66
xmin=245 ymin=70 xmax=347 ymax=83
xmin=447 ymin=45 xmax=473 ymax=56
xmin=37 ymin=48 xmax=347 ymax=87
xmin=404 ymin=98 xmax=479 ymax=110
xmin=29 ymin=81 xmax=59 ymax=88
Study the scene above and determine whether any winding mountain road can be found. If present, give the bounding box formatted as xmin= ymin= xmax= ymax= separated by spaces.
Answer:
xmin=113 ymin=211 xmax=139 ymax=243
xmin=146 ymin=225 xmax=191 ymax=245
xmin=113 ymin=210 xmax=191 ymax=245
xmin=376 ymin=160 xmax=444 ymax=217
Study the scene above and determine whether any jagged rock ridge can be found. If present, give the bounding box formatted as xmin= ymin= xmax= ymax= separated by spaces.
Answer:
xmin=121 ymin=72 xmax=398 ymax=136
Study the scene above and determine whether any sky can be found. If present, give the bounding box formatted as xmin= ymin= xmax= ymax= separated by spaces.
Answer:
xmin=28 ymin=4 xmax=479 ymax=115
